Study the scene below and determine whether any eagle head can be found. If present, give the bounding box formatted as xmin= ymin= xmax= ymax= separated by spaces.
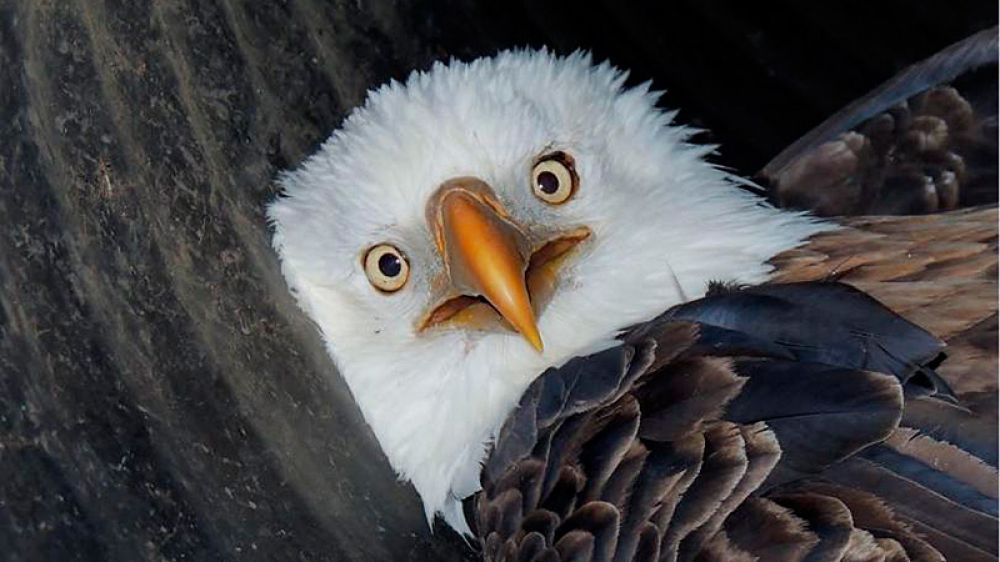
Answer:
xmin=268 ymin=49 xmax=824 ymax=530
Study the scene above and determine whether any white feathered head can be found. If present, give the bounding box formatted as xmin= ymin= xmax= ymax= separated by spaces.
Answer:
xmin=268 ymin=49 xmax=823 ymax=529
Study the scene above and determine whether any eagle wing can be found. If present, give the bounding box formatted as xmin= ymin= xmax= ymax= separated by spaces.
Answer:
xmin=472 ymin=24 xmax=999 ymax=562
xmin=473 ymin=209 xmax=997 ymax=562
xmin=771 ymin=206 xmax=998 ymax=446
xmin=758 ymin=27 xmax=997 ymax=216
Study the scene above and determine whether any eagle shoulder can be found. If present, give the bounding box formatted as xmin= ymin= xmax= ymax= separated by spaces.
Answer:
xmin=473 ymin=281 xmax=996 ymax=561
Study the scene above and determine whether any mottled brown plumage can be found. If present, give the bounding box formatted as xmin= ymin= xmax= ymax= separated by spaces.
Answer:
xmin=771 ymin=207 xmax=998 ymax=420
xmin=467 ymin=25 xmax=999 ymax=562
xmin=473 ymin=208 xmax=997 ymax=562
xmin=760 ymin=28 xmax=997 ymax=216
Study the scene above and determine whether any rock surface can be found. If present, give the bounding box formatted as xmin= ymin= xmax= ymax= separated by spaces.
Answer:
xmin=0 ymin=1 xmax=993 ymax=561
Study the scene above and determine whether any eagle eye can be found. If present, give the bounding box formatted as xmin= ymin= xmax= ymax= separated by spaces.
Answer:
xmin=364 ymin=244 xmax=410 ymax=293
xmin=531 ymin=152 xmax=577 ymax=205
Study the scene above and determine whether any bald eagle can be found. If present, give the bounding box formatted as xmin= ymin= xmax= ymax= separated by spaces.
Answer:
xmin=268 ymin=29 xmax=997 ymax=562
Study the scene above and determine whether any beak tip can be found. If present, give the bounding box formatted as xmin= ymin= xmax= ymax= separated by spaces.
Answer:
xmin=523 ymin=328 xmax=544 ymax=353
xmin=530 ymin=337 xmax=544 ymax=353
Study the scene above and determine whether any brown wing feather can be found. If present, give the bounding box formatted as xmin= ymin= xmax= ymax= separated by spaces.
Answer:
xmin=770 ymin=206 xmax=998 ymax=398
xmin=476 ymin=209 xmax=996 ymax=562
xmin=759 ymin=28 xmax=998 ymax=216
xmin=474 ymin=318 xmax=977 ymax=561
xmin=771 ymin=206 xmax=998 ymax=561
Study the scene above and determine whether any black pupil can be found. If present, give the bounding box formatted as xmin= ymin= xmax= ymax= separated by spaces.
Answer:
xmin=378 ymin=252 xmax=402 ymax=277
xmin=537 ymin=170 xmax=560 ymax=194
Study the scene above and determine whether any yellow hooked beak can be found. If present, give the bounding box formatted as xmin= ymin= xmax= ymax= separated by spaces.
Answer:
xmin=433 ymin=181 xmax=543 ymax=352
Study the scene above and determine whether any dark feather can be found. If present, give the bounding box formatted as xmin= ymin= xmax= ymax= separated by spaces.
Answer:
xmin=663 ymin=282 xmax=945 ymax=391
xmin=521 ymin=510 xmax=560 ymax=546
xmin=542 ymin=466 xmax=585 ymax=521
xmin=824 ymin=455 xmax=998 ymax=560
xmin=578 ymin=397 xmax=641 ymax=503
xmin=599 ymin=442 xmax=647 ymax=511
xmin=555 ymin=502 xmax=619 ymax=562
xmin=791 ymin=482 xmax=947 ymax=562
xmin=859 ymin=444 xmax=997 ymax=516
xmin=490 ymin=459 xmax=545 ymax=521
xmin=724 ymin=360 xmax=903 ymax=472
xmin=902 ymin=395 xmax=999 ymax=466
xmin=617 ymin=435 xmax=704 ymax=562
xmin=661 ymin=422 xmax=749 ymax=560
xmin=476 ymin=281 xmax=994 ymax=561
xmin=692 ymin=531 xmax=756 ymax=562
xmin=554 ymin=530 xmax=595 ymax=562
xmin=517 ymin=532 xmax=547 ymax=562
xmin=722 ymin=498 xmax=819 ymax=561
xmin=677 ymin=423 xmax=781 ymax=561
xmin=768 ymin=493 xmax=854 ymax=562
xmin=760 ymin=27 xmax=998 ymax=216
xmin=634 ymin=357 xmax=745 ymax=442
xmin=883 ymin=427 xmax=998 ymax=501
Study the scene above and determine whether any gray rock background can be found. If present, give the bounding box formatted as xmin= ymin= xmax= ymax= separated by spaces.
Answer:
xmin=0 ymin=1 xmax=993 ymax=561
